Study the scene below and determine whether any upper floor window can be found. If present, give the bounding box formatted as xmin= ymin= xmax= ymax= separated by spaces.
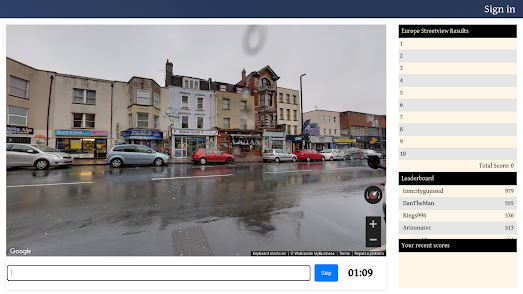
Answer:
xmin=241 ymin=119 xmax=246 ymax=130
xmin=287 ymin=109 xmax=290 ymax=120
xmin=286 ymin=94 xmax=290 ymax=103
xmin=237 ymin=88 xmax=243 ymax=94
xmin=280 ymin=108 xmax=283 ymax=119
xmin=190 ymin=81 xmax=194 ymax=89
xmin=293 ymin=95 xmax=297 ymax=104
xmin=182 ymin=95 xmax=189 ymax=109
xmin=137 ymin=113 xmax=149 ymax=128
xmin=334 ymin=117 xmax=336 ymax=123
xmin=154 ymin=115 xmax=159 ymax=129
xmin=137 ymin=89 xmax=149 ymax=105
xmin=197 ymin=116 xmax=204 ymax=129
xmin=268 ymin=94 xmax=273 ymax=106
xmin=9 ymin=76 xmax=29 ymax=99
xmin=223 ymin=117 xmax=230 ymax=129
xmin=261 ymin=78 xmax=271 ymax=87
xmin=220 ymin=85 xmax=226 ymax=91
xmin=185 ymin=80 xmax=189 ymax=88
xmin=293 ymin=110 xmax=297 ymax=121
xmin=128 ymin=113 xmax=132 ymax=128
xmin=279 ymin=93 xmax=283 ymax=103
xmin=197 ymin=97 xmax=204 ymax=110
xmin=259 ymin=94 xmax=265 ymax=107
xmin=8 ymin=106 xmax=28 ymax=126
xmin=223 ymin=98 xmax=230 ymax=110
xmin=323 ymin=115 xmax=326 ymax=122
xmin=74 ymin=89 xmax=96 ymax=104
xmin=329 ymin=116 xmax=331 ymax=122
xmin=241 ymin=101 xmax=246 ymax=111
xmin=129 ymin=91 xmax=132 ymax=106
xmin=182 ymin=116 xmax=189 ymax=128
xmin=73 ymin=113 xmax=95 ymax=128
xmin=154 ymin=93 xmax=159 ymax=108
xmin=334 ymin=129 xmax=337 ymax=135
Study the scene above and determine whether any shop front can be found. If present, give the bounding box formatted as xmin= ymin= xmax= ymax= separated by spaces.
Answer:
xmin=262 ymin=130 xmax=286 ymax=151
xmin=171 ymin=129 xmax=218 ymax=158
xmin=332 ymin=137 xmax=356 ymax=149
xmin=54 ymin=129 xmax=108 ymax=158
xmin=350 ymin=135 xmax=382 ymax=149
xmin=286 ymin=134 xmax=310 ymax=152
xmin=7 ymin=125 xmax=33 ymax=144
xmin=218 ymin=130 xmax=263 ymax=158
xmin=121 ymin=129 xmax=164 ymax=152
xmin=310 ymin=135 xmax=332 ymax=151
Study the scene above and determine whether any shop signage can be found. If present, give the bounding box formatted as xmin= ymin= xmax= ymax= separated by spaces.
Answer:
xmin=172 ymin=129 xmax=218 ymax=136
xmin=286 ymin=135 xmax=310 ymax=143
xmin=7 ymin=125 xmax=33 ymax=135
xmin=263 ymin=131 xmax=285 ymax=137
xmin=333 ymin=137 xmax=356 ymax=143
xmin=310 ymin=136 xmax=333 ymax=143
xmin=55 ymin=130 xmax=107 ymax=136
xmin=121 ymin=129 xmax=163 ymax=140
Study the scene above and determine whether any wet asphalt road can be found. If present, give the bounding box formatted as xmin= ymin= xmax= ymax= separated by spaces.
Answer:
xmin=6 ymin=160 xmax=386 ymax=256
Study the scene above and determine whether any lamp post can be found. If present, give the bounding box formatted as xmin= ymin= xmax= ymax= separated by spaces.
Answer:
xmin=300 ymin=74 xmax=306 ymax=134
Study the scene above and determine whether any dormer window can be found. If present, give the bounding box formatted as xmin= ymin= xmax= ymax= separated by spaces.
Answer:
xmin=261 ymin=78 xmax=271 ymax=87
xmin=220 ymin=85 xmax=226 ymax=91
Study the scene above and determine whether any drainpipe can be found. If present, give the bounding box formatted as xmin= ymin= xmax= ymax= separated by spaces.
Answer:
xmin=46 ymin=75 xmax=54 ymax=146
xmin=110 ymin=83 xmax=114 ymax=148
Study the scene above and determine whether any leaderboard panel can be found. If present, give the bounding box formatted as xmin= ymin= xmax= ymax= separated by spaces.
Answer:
xmin=398 ymin=25 xmax=517 ymax=288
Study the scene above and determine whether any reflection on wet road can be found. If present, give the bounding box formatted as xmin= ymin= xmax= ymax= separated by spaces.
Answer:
xmin=6 ymin=161 xmax=385 ymax=256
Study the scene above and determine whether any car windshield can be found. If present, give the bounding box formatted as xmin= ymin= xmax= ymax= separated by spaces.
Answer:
xmin=320 ymin=149 xmax=333 ymax=153
xmin=32 ymin=145 xmax=60 ymax=152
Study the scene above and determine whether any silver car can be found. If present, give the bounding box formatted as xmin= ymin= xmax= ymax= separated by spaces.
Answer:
xmin=105 ymin=144 xmax=170 ymax=168
xmin=262 ymin=149 xmax=297 ymax=163
xmin=6 ymin=143 xmax=74 ymax=170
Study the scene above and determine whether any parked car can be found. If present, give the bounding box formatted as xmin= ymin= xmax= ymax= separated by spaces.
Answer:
xmin=6 ymin=143 xmax=74 ymax=170
xmin=361 ymin=149 xmax=383 ymax=159
xmin=191 ymin=148 xmax=235 ymax=165
xmin=376 ymin=149 xmax=386 ymax=158
xmin=319 ymin=149 xmax=345 ymax=161
xmin=105 ymin=144 xmax=170 ymax=168
xmin=292 ymin=149 xmax=325 ymax=162
xmin=262 ymin=149 xmax=297 ymax=163
xmin=341 ymin=147 xmax=363 ymax=160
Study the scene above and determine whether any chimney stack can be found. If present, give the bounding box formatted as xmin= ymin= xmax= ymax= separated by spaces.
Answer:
xmin=241 ymin=68 xmax=246 ymax=81
xmin=165 ymin=59 xmax=173 ymax=87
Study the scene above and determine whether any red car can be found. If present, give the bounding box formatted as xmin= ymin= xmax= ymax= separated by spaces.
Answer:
xmin=292 ymin=149 xmax=325 ymax=162
xmin=191 ymin=148 xmax=235 ymax=165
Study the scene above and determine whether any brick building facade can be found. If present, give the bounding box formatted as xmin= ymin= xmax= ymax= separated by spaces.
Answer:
xmin=339 ymin=111 xmax=386 ymax=149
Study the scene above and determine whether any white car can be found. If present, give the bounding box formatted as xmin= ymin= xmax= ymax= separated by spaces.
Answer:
xmin=361 ymin=149 xmax=383 ymax=159
xmin=319 ymin=149 xmax=345 ymax=161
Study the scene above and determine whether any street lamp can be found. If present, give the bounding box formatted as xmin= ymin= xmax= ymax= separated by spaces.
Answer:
xmin=300 ymin=74 xmax=306 ymax=134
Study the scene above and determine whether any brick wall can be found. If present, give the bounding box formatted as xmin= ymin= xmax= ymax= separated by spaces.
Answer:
xmin=340 ymin=111 xmax=386 ymax=136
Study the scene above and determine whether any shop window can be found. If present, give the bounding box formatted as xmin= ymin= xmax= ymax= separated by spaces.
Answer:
xmin=9 ymin=76 xmax=29 ymax=99
xmin=223 ymin=118 xmax=230 ymax=129
xmin=154 ymin=115 xmax=159 ymax=129
xmin=73 ymin=113 xmax=95 ymax=128
xmin=7 ymin=137 xmax=31 ymax=144
xmin=223 ymin=98 xmax=229 ymax=110
xmin=8 ymin=106 xmax=28 ymax=126
xmin=197 ymin=97 xmax=204 ymax=110
xmin=182 ymin=116 xmax=189 ymax=129
xmin=241 ymin=101 xmax=246 ymax=111
xmin=241 ymin=119 xmax=246 ymax=130
xmin=182 ymin=95 xmax=189 ymax=109
xmin=73 ymin=89 xmax=96 ymax=105
xmin=197 ymin=116 xmax=204 ymax=129
xmin=137 ymin=89 xmax=149 ymax=105
xmin=137 ymin=113 xmax=149 ymax=128
xmin=154 ymin=93 xmax=160 ymax=108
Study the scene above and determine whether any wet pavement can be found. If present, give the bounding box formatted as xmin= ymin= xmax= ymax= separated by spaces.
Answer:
xmin=6 ymin=160 xmax=386 ymax=256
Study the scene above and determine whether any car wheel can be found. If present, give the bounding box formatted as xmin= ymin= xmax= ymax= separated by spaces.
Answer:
xmin=329 ymin=156 xmax=334 ymax=161
xmin=200 ymin=157 xmax=207 ymax=165
xmin=111 ymin=158 xmax=123 ymax=168
xmin=321 ymin=156 xmax=325 ymax=161
xmin=35 ymin=159 xmax=49 ymax=170
xmin=306 ymin=156 xmax=311 ymax=162
xmin=154 ymin=158 xmax=163 ymax=166
xmin=292 ymin=157 xmax=297 ymax=162
xmin=275 ymin=157 xmax=280 ymax=163
xmin=262 ymin=159 xmax=267 ymax=163
xmin=226 ymin=157 xmax=232 ymax=164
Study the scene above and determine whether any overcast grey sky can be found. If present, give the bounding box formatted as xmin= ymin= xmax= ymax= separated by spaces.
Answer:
xmin=7 ymin=25 xmax=385 ymax=115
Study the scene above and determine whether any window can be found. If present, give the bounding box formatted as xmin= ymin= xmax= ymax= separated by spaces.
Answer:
xmin=194 ymin=81 xmax=199 ymax=90
xmin=8 ymin=106 xmax=28 ymax=126
xmin=237 ymin=88 xmax=242 ymax=94
xmin=268 ymin=94 xmax=273 ymax=106
xmin=279 ymin=93 xmax=283 ymax=103
xmin=74 ymin=89 xmax=96 ymax=104
xmin=329 ymin=116 xmax=332 ymax=122
xmin=294 ymin=125 xmax=298 ymax=135
xmin=323 ymin=115 xmax=326 ymax=122
xmin=154 ymin=115 xmax=159 ymax=129
xmin=190 ymin=81 xmax=194 ymax=89
xmin=324 ymin=128 xmax=326 ymax=135
xmin=137 ymin=89 xmax=149 ymax=105
xmin=280 ymin=108 xmax=283 ymax=120
xmin=154 ymin=93 xmax=159 ymax=108
xmin=223 ymin=117 xmax=230 ymax=129
xmin=259 ymin=94 xmax=265 ymax=107
xmin=260 ymin=114 xmax=265 ymax=125
xmin=73 ymin=113 xmax=95 ymax=128
xmin=197 ymin=116 xmax=204 ymax=129
xmin=9 ymin=76 xmax=29 ymax=99
xmin=381 ymin=128 xmax=386 ymax=138
xmin=334 ymin=117 xmax=336 ymax=123
xmin=368 ymin=127 xmax=379 ymax=136
xmin=11 ymin=144 xmax=34 ymax=152
xmin=137 ymin=113 xmax=149 ymax=128
xmin=182 ymin=116 xmax=189 ymax=129
xmin=293 ymin=110 xmax=297 ymax=121
xmin=128 ymin=113 xmax=132 ymax=128
xmin=129 ymin=90 xmax=132 ymax=106
xmin=261 ymin=78 xmax=270 ymax=86
xmin=182 ymin=95 xmax=189 ymax=109
xmin=286 ymin=94 xmax=290 ymax=103
xmin=329 ymin=129 xmax=332 ymax=135
xmin=241 ymin=101 xmax=246 ymax=111
xmin=351 ymin=126 xmax=365 ymax=136
xmin=220 ymin=85 xmax=226 ymax=91
xmin=241 ymin=119 xmax=246 ymax=130
xmin=287 ymin=109 xmax=290 ymax=120
xmin=223 ymin=98 xmax=230 ymax=110
xmin=334 ymin=129 xmax=337 ymax=135
xmin=185 ymin=80 xmax=189 ymax=88
xmin=287 ymin=125 xmax=291 ymax=133
xmin=137 ymin=145 xmax=151 ymax=153
xmin=268 ymin=115 xmax=273 ymax=126
xmin=293 ymin=95 xmax=296 ymax=104
xmin=197 ymin=97 xmax=204 ymax=110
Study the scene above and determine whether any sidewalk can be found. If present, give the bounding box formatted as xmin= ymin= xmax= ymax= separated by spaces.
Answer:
xmin=73 ymin=156 xmax=262 ymax=166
